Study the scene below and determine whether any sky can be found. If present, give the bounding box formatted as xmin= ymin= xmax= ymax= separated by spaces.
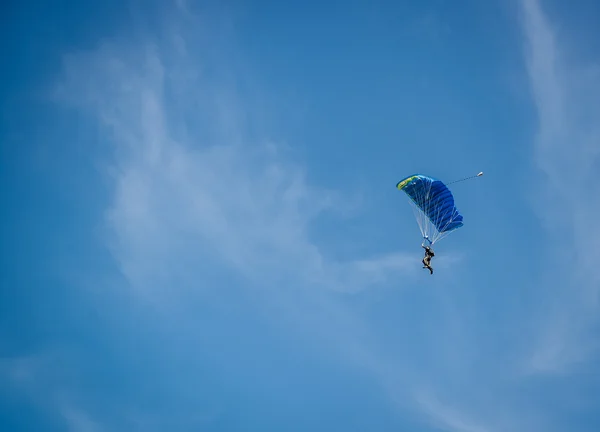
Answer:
xmin=1 ymin=0 xmax=600 ymax=431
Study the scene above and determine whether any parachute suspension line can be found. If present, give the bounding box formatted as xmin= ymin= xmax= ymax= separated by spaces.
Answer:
xmin=428 ymin=171 xmax=482 ymax=244
xmin=410 ymin=176 xmax=463 ymax=246
xmin=422 ymin=172 xmax=480 ymax=243
xmin=446 ymin=171 xmax=484 ymax=186
xmin=409 ymin=197 xmax=429 ymax=243
xmin=417 ymin=179 xmax=430 ymax=243
xmin=397 ymin=173 xmax=467 ymax=248
xmin=409 ymin=179 xmax=439 ymax=245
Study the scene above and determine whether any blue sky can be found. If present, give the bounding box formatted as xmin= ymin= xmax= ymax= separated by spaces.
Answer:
xmin=2 ymin=0 xmax=600 ymax=431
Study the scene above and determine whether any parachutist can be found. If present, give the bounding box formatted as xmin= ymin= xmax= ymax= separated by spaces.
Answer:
xmin=422 ymin=245 xmax=435 ymax=275
xmin=396 ymin=174 xmax=470 ymax=275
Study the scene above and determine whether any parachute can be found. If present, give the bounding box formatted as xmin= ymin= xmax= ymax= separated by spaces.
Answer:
xmin=396 ymin=174 xmax=466 ymax=246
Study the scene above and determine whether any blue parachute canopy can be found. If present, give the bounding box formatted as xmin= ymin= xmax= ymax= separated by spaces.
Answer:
xmin=396 ymin=174 xmax=463 ymax=244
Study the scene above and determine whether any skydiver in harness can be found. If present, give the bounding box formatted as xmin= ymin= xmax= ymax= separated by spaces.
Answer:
xmin=421 ymin=242 xmax=435 ymax=275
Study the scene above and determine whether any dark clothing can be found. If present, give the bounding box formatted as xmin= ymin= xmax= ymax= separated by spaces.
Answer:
xmin=422 ymin=245 xmax=435 ymax=257
xmin=422 ymin=245 xmax=434 ymax=275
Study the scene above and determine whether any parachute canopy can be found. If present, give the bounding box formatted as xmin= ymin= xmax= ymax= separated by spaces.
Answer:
xmin=396 ymin=174 xmax=464 ymax=245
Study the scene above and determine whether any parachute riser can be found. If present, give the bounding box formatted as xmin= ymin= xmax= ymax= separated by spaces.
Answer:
xmin=421 ymin=236 xmax=433 ymax=247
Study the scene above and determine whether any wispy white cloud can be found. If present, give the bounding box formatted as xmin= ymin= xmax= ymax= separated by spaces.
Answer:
xmin=55 ymin=38 xmax=413 ymax=302
xmin=61 ymin=405 xmax=102 ymax=432
xmin=0 ymin=355 xmax=40 ymax=386
xmin=32 ymin=3 xmax=428 ymax=430
xmin=19 ymin=1 xmax=599 ymax=431
xmin=375 ymin=2 xmax=600 ymax=431
xmin=415 ymin=390 xmax=493 ymax=432
xmin=520 ymin=0 xmax=600 ymax=374
xmin=1 ymin=354 xmax=102 ymax=432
